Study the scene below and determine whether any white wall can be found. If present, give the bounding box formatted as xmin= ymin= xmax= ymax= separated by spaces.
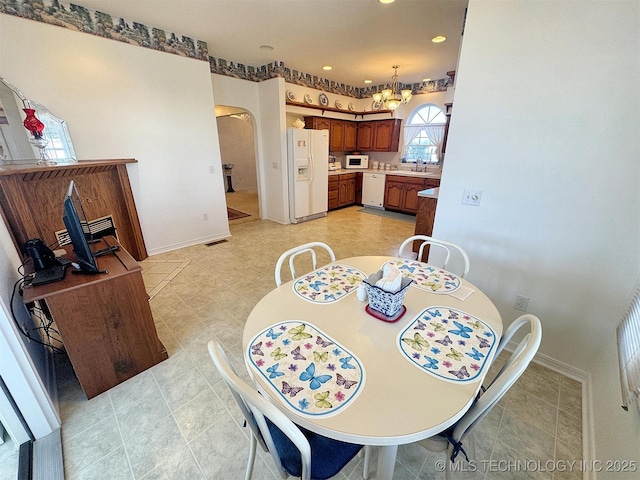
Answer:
xmin=216 ymin=115 xmax=258 ymax=191
xmin=258 ymin=78 xmax=290 ymax=224
xmin=211 ymin=74 xmax=290 ymax=223
xmin=437 ymin=0 xmax=640 ymax=474
xmin=0 ymin=14 xmax=229 ymax=256
xmin=0 ymin=11 xmax=230 ymax=439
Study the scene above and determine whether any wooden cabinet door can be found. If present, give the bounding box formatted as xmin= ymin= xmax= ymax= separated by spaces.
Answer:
xmin=343 ymin=122 xmax=357 ymax=151
xmin=345 ymin=177 xmax=356 ymax=205
xmin=304 ymin=116 xmax=330 ymax=131
xmin=384 ymin=179 xmax=404 ymax=210
xmin=355 ymin=172 xmax=363 ymax=205
xmin=374 ymin=119 xmax=402 ymax=152
xmin=330 ymin=119 xmax=345 ymax=152
xmin=402 ymin=183 xmax=423 ymax=214
xmin=357 ymin=122 xmax=375 ymax=151
xmin=338 ymin=179 xmax=349 ymax=206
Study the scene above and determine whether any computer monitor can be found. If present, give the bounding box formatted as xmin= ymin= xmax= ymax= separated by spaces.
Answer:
xmin=62 ymin=180 xmax=99 ymax=273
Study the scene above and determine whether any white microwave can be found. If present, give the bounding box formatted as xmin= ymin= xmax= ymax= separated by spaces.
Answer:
xmin=345 ymin=155 xmax=369 ymax=169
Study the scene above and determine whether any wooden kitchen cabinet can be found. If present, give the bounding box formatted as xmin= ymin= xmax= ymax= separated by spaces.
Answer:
xmin=373 ymin=119 xmax=402 ymax=152
xmin=414 ymin=196 xmax=438 ymax=261
xmin=304 ymin=116 xmax=330 ymax=131
xmin=305 ymin=116 xmax=357 ymax=152
xmin=356 ymin=119 xmax=402 ymax=152
xmin=330 ymin=119 xmax=345 ymax=151
xmin=328 ymin=175 xmax=339 ymax=210
xmin=328 ymin=172 xmax=357 ymax=210
xmin=355 ymin=172 xmax=363 ymax=205
xmin=384 ymin=175 xmax=441 ymax=214
xmin=343 ymin=121 xmax=358 ymax=151
xmin=356 ymin=122 xmax=375 ymax=151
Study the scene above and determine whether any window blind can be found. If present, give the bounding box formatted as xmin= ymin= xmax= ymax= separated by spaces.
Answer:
xmin=617 ymin=283 xmax=640 ymax=411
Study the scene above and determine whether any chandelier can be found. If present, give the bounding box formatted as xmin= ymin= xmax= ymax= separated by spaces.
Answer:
xmin=373 ymin=65 xmax=412 ymax=111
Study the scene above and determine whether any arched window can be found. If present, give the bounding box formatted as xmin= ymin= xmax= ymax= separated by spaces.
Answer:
xmin=403 ymin=104 xmax=446 ymax=165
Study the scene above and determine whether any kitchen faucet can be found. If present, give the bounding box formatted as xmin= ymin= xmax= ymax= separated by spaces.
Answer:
xmin=413 ymin=157 xmax=424 ymax=172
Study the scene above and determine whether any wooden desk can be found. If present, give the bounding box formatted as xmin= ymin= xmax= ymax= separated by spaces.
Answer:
xmin=22 ymin=237 xmax=167 ymax=399
xmin=0 ymin=158 xmax=148 ymax=261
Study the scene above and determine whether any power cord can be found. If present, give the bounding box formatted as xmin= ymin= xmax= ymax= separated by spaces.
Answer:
xmin=10 ymin=277 xmax=65 ymax=354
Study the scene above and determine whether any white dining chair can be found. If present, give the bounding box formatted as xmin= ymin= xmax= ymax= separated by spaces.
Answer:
xmin=274 ymin=241 xmax=336 ymax=286
xmin=415 ymin=313 xmax=542 ymax=479
xmin=398 ymin=235 xmax=470 ymax=278
xmin=207 ymin=340 xmax=363 ymax=480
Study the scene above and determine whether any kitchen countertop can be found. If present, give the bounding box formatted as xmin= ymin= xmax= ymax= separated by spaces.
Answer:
xmin=417 ymin=187 xmax=439 ymax=199
xmin=328 ymin=168 xmax=441 ymax=179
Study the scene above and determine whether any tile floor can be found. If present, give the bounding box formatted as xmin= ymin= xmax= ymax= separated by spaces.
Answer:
xmin=55 ymin=202 xmax=583 ymax=480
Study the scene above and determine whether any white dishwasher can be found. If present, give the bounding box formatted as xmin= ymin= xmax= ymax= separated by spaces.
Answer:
xmin=362 ymin=172 xmax=386 ymax=209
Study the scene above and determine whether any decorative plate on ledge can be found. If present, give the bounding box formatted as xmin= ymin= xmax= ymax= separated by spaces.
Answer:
xmin=372 ymin=100 xmax=382 ymax=110
xmin=348 ymin=102 xmax=355 ymax=111
xmin=286 ymin=90 xmax=296 ymax=101
xmin=319 ymin=93 xmax=329 ymax=106
xmin=335 ymin=100 xmax=343 ymax=109
xmin=304 ymin=94 xmax=313 ymax=104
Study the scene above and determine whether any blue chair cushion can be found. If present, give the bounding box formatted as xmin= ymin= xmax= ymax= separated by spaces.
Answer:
xmin=265 ymin=418 xmax=362 ymax=480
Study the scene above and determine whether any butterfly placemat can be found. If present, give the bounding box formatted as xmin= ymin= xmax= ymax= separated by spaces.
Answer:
xmin=293 ymin=264 xmax=366 ymax=304
xmin=382 ymin=259 xmax=461 ymax=294
xmin=246 ymin=321 xmax=365 ymax=417
xmin=396 ymin=307 xmax=497 ymax=383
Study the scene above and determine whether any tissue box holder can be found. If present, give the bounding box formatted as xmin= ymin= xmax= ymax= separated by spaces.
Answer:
xmin=363 ymin=276 xmax=413 ymax=318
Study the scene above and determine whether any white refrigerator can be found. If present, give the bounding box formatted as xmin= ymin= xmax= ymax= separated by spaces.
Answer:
xmin=287 ymin=128 xmax=329 ymax=224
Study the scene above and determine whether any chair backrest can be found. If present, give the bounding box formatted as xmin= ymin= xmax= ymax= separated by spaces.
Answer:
xmin=398 ymin=235 xmax=470 ymax=278
xmin=208 ymin=340 xmax=313 ymax=480
xmin=451 ymin=314 xmax=542 ymax=447
xmin=275 ymin=242 xmax=336 ymax=286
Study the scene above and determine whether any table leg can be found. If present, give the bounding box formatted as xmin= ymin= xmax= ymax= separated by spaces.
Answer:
xmin=375 ymin=445 xmax=398 ymax=480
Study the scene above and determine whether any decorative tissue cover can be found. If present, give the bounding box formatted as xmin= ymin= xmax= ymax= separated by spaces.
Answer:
xmin=382 ymin=259 xmax=461 ymax=294
xmin=293 ymin=264 xmax=366 ymax=303
xmin=397 ymin=307 xmax=497 ymax=383
xmin=247 ymin=321 xmax=365 ymax=417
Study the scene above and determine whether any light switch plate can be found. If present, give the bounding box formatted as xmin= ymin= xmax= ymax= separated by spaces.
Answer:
xmin=462 ymin=189 xmax=482 ymax=206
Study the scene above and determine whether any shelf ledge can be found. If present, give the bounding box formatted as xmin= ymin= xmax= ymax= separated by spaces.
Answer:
xmin=285 ymin=101 xmax=394 ymax=119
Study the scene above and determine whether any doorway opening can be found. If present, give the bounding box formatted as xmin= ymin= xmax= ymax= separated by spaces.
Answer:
xmin=215 ymin=107 xmax=260 ymax=224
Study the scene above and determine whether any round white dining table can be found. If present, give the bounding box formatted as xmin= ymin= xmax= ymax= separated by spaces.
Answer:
xmin=243 ymin=256 xmax=503 ymax=480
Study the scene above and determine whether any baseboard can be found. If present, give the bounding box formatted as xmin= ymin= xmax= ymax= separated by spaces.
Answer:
xmin=505 ymin=341 xmax=595 ymax=477
xmin=147 ymin=232 xmax=231 ymax=256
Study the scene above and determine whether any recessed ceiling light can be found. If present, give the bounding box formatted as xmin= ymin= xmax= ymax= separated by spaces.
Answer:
xmin=323 ymin=65 xmax=332 ymax=71
xmin=364 ymin=80 xmax=372 ymax=84
xmin=431 ymin=36 xmax=447 ymax=43
xmin=259 ymin=44 xmax=274 ymax=51
xmin=423 ymin=78 xmax=431 ymax=82
xmin=379 ymin=0 xmax=395 ymax=4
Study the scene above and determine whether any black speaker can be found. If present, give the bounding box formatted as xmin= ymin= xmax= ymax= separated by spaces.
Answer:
xmin=24 ymin=238 xmax=57 ymax=271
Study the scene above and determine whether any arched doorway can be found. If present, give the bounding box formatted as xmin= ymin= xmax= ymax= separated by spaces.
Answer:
xmin=215 ymin=106 xmax=260 ymax=224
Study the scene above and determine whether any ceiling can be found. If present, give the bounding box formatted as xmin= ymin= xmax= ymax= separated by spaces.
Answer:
xmin=77 ymin=0 xmax=468 ymax=88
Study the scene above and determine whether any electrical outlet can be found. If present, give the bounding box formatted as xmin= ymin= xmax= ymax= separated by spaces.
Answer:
xmin=462 ymin=189 xmax=482 ymax=206
xmin=203 ymin=213 xmax=209 ymax=221
xmin=513 ymin=294 xmax=529 ymax=312
xmin=272 ymin=162 xmax=278 ymax=169
xmin=208 ymin=165 xmax=215 ymax=174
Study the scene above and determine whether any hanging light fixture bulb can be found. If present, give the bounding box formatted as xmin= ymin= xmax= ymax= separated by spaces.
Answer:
xmin=375 ymin=65 xmax=412 ymax=111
